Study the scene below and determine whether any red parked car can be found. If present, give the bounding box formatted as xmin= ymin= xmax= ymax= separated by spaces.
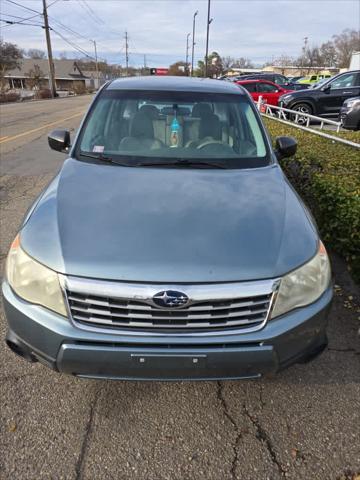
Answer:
xmin=235 ymin=79 xmax=294 ymax=106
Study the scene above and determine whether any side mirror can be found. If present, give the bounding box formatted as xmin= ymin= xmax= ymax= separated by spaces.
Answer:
xmin=48 ymin=129 xmax=71 ymax=153
xmin=275 ymin=136 xmax=297 ymax=159
xmin=321 ymin=84 xmax=331 ymax=93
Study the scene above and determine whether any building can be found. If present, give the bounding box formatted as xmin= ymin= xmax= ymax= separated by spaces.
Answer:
xmin=5 ymin=59 xmax=89 ymax=92
xmin=225 ymin=65 xmax=340 ymax=78
xmin=262 ymin=65 xmax=340 ymax=76
xmin=82 ymin=70 xmax=106 ymax=90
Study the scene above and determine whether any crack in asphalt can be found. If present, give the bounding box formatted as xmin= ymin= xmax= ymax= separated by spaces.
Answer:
xmin=75 ymin=387 xmax=100 ymax=480
xmin=327 ymin=347 xmax=360 ymax=355
xmin=242 ymin=403 xmax=286 ymax=478
xmin=216 ymin=381 xmax=242 ymax=480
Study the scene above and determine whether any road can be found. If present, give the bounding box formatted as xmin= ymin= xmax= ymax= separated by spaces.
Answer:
xmin=1 ymin=95 xmax=359 ymax=480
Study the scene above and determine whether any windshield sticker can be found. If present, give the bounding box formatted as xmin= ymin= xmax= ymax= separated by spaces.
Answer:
xmin=93 ymin=145 xmax=104 ymax=153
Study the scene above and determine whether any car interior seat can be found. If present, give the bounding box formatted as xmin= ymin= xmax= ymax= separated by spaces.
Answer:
xmin=187 ymin=103 xmax=222 ymax=147
xmin=119 ymin=111 xmax=163 ymax=151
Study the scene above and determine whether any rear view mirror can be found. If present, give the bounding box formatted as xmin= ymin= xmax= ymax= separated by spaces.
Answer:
xmin=48 ymin=129 xmax=71 ymax=153
xmin=321 ymin=84 xmax=331 ymax=93
xmin=275 ymin=136 xmax=297 ymax=159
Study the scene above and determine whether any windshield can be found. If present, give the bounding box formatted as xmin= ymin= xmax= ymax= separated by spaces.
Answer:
xmin=77 ymin=90 xmax=270 ymax=168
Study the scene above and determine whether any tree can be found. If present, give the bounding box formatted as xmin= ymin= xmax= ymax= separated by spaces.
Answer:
xmin=332 ymin=29 xmax=360 ymax=68
xmin=27 ymin=48 xmax=46 ymax=59
xmin=0 ymin=40 xmax=23 ymax=91
xmin=221 ymin=56 xmax=236 ymax=70
xmin=25 ymin=64 xmax=45 ymax=92
xmin=295 ymin=29 xmax=359 ymax=70
xmin=319 ymin=41 xmax=337 ymax=67
xmin=297 ymin=46 xmax=322 ymax=71
xmin=196 ymin=51 xmax=223 ymax=77
xmin=168 ymin=61 xmax=187 ymax=76
xmin=232 ymin=57 xmax=254 ymax=69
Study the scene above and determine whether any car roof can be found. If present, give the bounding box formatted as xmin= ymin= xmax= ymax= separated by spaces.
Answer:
xmin=236 ymin=79 xmax=274 ymax=84
xmin=106 ymin=76 xmax=245 ymax=95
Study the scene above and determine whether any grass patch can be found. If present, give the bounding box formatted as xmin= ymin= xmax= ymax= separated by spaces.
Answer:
xmin=264 ymin=117 xmax=360 ymax=283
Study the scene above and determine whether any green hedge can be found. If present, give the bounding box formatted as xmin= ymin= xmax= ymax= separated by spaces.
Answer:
xmin=264 ymin=118 xmax=360 ymax=283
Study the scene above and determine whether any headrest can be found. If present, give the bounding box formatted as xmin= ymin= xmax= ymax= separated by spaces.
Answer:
xmin=130 ymin=112 xmax=154 ymax=139
xmin=139 ymin=104 xmax=159 ymax=119
xmin=192 ymin=103 xmax=213 ymax=118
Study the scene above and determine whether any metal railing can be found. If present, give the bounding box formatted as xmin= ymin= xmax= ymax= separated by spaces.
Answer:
xmin=257 ymin=97 xmax=360 ymax=149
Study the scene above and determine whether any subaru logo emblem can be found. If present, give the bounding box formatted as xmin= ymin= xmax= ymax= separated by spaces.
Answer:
xmin=153 ymin=290 xmax=189 ymax=309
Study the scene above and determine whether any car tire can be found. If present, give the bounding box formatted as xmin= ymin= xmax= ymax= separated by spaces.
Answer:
xmin=290 ymin=103 xmax=313 ymax=125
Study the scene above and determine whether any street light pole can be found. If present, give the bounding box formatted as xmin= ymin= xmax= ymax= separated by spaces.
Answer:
xmin=42 ymin=0 xmax=56 ymax=97
xmin=205 ymin=0 xmax=213 ymax=78
xmin=185 ymin=33 xmax=190 ymax=76
xmin=191 ymin=11 xmax=198 ymax=77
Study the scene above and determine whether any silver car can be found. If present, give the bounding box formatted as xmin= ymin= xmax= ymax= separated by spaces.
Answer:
xmin=3 ymin=77 xmax=332 ymax=380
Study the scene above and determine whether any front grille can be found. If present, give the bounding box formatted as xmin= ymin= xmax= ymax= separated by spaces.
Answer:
xmin=65 ymin=279 xmax=275 ymax=332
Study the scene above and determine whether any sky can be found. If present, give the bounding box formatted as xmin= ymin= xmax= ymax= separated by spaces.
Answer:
xmin=1 ymin=0 xmax=359 ymax=67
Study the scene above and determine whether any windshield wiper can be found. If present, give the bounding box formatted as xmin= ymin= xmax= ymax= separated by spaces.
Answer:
xmin=137 ymin=159 xmax=229 ymax=169
xmin=79 ymin=152 xmax=131 ymax=167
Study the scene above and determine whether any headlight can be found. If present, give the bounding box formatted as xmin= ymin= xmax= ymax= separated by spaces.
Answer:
xmin=345 ymin=98 xmax=360 ymax=109
xmin=5 ymin=235 xmax=67 ymax=316
xmin=279 ymin=94 xmax=292 ymax=104
xmin=272 ymin=242 xmax=331 ymax=318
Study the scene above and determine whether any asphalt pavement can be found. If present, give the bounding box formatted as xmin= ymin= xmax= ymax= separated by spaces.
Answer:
xmin=0 ymin=95 xmax=359 ymax=480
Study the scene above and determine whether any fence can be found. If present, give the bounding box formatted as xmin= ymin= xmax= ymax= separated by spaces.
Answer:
xmin=257 ymin=97 xmax=360 ymax=149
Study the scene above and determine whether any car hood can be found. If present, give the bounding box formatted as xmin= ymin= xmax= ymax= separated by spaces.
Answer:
xmin=281 ymin=87 xmax=318 ymax=99
xmin=21 ymin=158 xmax=318 ymax=283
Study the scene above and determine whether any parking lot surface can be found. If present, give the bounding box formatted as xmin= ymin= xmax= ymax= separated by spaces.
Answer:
xmin=1 ymin=96 xmax=359 ymax=480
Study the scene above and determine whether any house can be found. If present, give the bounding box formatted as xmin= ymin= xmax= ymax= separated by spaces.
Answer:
xmin=5 ymin=59 xmax=89 ymax=92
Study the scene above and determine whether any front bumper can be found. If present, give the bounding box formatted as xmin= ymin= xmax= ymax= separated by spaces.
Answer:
xmin=339 ymin=106 xmax=359 ymax=130
xmin=2 ymin=281 xmax=332 ymax=380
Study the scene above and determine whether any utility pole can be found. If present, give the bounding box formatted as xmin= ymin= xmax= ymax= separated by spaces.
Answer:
xmin=125 ymin=31 xmax=129 ymax=76
xmin=42 ymin=0 xmax=56 ymax=97
xmin=191 ymin=11 xmax=198 ymax=77
xmin=92 ymin=40 xmax=99 ymax=89
xmin=204 ymin=0 xmax=213 ymax=78
xmin=185 ymin=33 xmax=190 ymax=76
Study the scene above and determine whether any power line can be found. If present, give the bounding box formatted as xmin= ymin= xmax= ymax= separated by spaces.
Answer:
xmin=1 ymin=13 xmax=43 ymax=24
xmin=47 ymin=0 xmax=61 ymax=7
xmin=81 ymin=0 xmax=104 ymax=23
xmin=5 ymin=0 xmax=41 ymax=15
xmin=78 ymin=0 xmax=104 ymax=25
xmin=2 ymin=7 xmax=108 ymax=62
xmin=1 ymin=12 xmax=38 ymax=20
xmin=0 ymin=18 xmax=44 ymax=26
xmin=48 ymin=19 xmax=108 ymax=62
xmin=52 ymin=28 xmax=95 ymax=59
xmin=49 ymin=15 xmax=93 ymax=42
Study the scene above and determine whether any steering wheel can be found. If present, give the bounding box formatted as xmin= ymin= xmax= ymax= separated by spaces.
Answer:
xmin=239 ymin=140 xmax=257 ymax=157
xmin=196 ymin=140 xmax=227 ymax=150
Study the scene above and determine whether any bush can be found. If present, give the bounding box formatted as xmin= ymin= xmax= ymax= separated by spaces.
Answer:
xmin=38 ymin=88 xmax=52 ymax=99
xmin=0 ymin=92 xmax=20 ymax=103
xmin=264 ymin=118 xmax=360 ymax=282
